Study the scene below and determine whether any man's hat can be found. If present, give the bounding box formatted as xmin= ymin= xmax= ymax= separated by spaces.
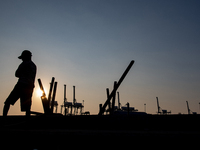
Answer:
xmin=18 ymin=50 xmax=32 ymax=59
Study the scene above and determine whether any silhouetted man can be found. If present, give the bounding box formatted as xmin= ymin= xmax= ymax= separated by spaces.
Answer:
xmin=3 ymin=50 xmax=37 ymax=117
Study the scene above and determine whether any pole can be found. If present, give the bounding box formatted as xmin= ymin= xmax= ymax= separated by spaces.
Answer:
xmin=117 ymin=92 xmax=120 ymax=110
xmin=51 ymin=82 xmax=57 ymax=113
xmin=48 ymin=77 xmax=55 ymax=107
xmin=64 ymin=84 xmax=67 ymax=115
xmin=106 ymin=88 xmax=111 ymax=114
xmin=38 ymin=79 xmax=46 ymax=97
xmin=73 ymin=86 xmax=76 ymax=104
xmin=98 ymin=60 xmax=134 ymax=115
xmin=64 ymin=84 xmax=67 ymax=103
xmin=111 ymin=81 xmax=117 ymax=115
xmin=73 ymin=86 xmax=76 ymax=115
xmin=38 ymin=79 xmax=50 ymax=114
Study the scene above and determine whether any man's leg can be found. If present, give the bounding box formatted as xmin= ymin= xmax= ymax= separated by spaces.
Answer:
xmin=26 ymin=110 xmax=30 ymax=117
xmin=3 ymin=83 xmax=20 ymax=117
xmin=25 ymin=105 xmax=31 ymax=117
xmin=21 ymin=89 xmax=32 ymax=117
xmin=3 ymin=103 xmax=10 ymax=117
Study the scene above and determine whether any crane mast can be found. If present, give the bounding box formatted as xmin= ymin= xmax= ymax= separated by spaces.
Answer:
xmin=156 ymin=97 xmax=161 ymax=113
xmin=186 ymin=101 xmax=190 ymax=114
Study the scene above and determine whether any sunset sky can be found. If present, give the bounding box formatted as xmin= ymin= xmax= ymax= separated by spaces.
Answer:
xmin=0 ymin=0 xmax=200 ymax=115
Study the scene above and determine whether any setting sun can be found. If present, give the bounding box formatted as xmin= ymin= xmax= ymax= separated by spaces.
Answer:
xmin=36 ymin=88 xmax=47 ymax=97
xmin=36 ymin=89 xmax=43 ymax=97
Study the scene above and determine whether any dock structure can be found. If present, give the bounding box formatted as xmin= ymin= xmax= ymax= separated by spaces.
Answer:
xmin=105 ymin=90 xmax=144 ymax=115
xmin=1 ymin=114 xmax=200 ymax=149
xmin=72 ymin=86 xmax=84 ymax=115
xmin=99 ymin=60 xmax=146 ymax=115
xmin=60 ymin=84 xmax=73 ymax=115
xmin=99 ymin=60 xmax=134 ymax=115
xmin=61 ymin=85 xmax=85 ymax=116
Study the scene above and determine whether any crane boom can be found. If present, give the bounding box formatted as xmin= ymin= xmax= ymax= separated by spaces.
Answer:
xmin=186 ymin=101 xmax=190 ymax=114
xmin=156 ymin=97 xmax=160 ymax=113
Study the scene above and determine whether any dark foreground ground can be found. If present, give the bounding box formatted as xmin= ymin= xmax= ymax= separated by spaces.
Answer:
xmin=1 ymin=114 xmax=200 ymax=149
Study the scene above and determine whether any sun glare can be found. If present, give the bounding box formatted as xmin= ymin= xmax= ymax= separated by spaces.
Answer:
xmin=35 ymin=86 xmax=48 ymax=99
xmin=37 ymin=89 xmax=43 ymax=97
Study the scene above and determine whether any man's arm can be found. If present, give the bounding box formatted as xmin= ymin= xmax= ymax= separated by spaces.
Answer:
xmin=15 ymin=63 xmax=23 ymax=78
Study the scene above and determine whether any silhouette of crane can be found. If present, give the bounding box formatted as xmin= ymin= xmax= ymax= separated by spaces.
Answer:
xmin=156 ymin=97 xmax=171 ymax=114
xmin=186 ymin=101 xmax=197 ymax=115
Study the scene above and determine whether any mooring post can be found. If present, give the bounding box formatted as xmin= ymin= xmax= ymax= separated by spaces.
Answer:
xmin=98 ymin=60 xmax=134 ymax=115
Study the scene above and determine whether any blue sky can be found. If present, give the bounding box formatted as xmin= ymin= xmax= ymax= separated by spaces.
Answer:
xmin=0 ymin=0 xmax=200 ymax=115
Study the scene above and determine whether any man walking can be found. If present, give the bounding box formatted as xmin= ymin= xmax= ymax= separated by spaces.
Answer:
xmin=3 ymin=50 xmax=37 ymax=117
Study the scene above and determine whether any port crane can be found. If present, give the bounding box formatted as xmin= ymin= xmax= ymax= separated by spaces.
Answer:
xmin=156 ymin=97 xmax=171 ymax=114
xmin=61 ymin=85 xmax=89 ymax=115
xmin=186 ymin=101 xmax=196 ymax=114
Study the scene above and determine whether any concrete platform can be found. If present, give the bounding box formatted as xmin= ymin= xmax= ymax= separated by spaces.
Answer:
xmin=1 ymin=114 xmax=200 ymax=149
